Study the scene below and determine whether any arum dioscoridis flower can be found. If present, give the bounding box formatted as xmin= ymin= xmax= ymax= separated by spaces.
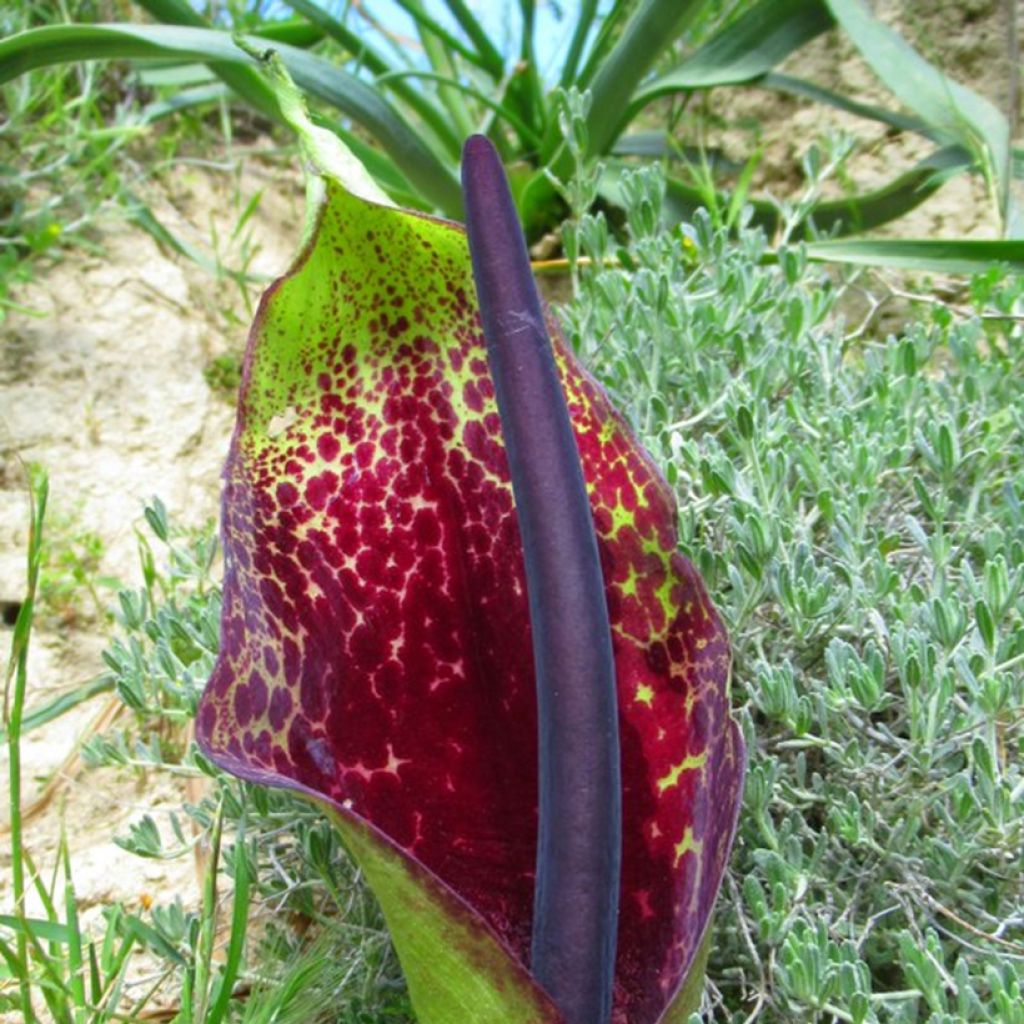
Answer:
xmin=463 ymin=133 xmax=621 ymax=1024
xmin=196 ymin=53 xmax=745 ymax=1024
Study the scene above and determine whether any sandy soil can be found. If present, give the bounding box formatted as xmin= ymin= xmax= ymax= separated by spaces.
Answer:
xmin=0 ymin=1 xmax=1018 ymax=1018
xmin=0 ymin=146 xmax=302 ymax=1019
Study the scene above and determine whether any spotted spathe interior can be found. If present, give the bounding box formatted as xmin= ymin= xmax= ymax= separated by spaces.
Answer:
xmin=196 ymin=179 xmax=744 ymax=1024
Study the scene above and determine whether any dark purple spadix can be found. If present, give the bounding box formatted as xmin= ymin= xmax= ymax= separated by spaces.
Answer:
xmin=461 ymin=134 xmax=622 ymax=1024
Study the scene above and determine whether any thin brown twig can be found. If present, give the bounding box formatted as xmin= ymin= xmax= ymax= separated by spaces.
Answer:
xmin=916 ymin=888 xmax=1024 ymax=957
xmin=727 ymin=873 xmax=769 ymax=1024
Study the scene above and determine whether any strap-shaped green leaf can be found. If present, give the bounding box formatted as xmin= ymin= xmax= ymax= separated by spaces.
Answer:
xmin=0 ymin=23 xmax=463 ymax=217
xmin=630 ymin=0 xmax=832 ymax=104
xmin=573 ymin=0 xmax=705 ymax=161
xmin=803 ymin=238 xmax=1024 ymax=274
xmin=825 ymin=0 xmax=1012 ymax=225
xmin=605 ymin=147 xmax=971 ymax=237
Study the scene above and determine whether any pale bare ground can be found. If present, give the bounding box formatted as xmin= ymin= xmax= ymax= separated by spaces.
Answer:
xmin=0 ymin=144 xmax=302 ymax=1020
xmin=0 ymin=1 xmax=1018 ymax=1018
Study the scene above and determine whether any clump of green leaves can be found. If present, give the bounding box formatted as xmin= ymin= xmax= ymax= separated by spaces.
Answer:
xmin=204 ymin=352 xmax=244 ymax=398
xmin=4 ymin=0 xmax=1021 ymax=253
xmin=0 ymin=2 xmax=143 ymax=282
xmin=36 ymin=511 xmax=119 ymax=626
xmin=564 ymin=166 xmax=1024 ymax=1022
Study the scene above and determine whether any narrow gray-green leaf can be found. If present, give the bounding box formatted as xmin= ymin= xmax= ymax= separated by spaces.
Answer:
xmin=0 ymin=675 xmax=113 ymax=743
xmin=763 ymin=72 xmax=934 ymax=140
xmin=649 ymin=146 xmax=971 ymax=237
xmin=803 ymin=238 xmax=1024 ymax=274
xmin=825 ymin=0 xmax=1010 ymax=223
xmin=631 ymin=0 xmax=832 ymax=104
xmin=581 ymin=0 xmax=705 ymax=159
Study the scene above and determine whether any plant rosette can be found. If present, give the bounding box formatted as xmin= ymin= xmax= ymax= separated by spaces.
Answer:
xmin=194 ymin=57 xmax=745 ymax=1024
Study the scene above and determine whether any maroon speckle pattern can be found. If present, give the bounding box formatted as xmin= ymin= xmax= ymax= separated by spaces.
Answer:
xmin=197 ymin=181 xmax=743 ymax=1024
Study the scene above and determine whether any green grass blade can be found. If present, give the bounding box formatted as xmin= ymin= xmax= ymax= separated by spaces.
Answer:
xmin=60 ymin=843 xmax=85 ymax=1024
xmin=0 ymin=936 xmax=27 ymax=982
xmin=179 ymin=957 xmax=194 ymax=1024
xmin=0 ymin=916 xmax=71 ymax=945
xmin=802 ymin=238 xmax=1024 ymax=274
xmin=98 ymin=905 xmax=122 ymax=979
xmin=4 ymin=467 xmax=47 ymax=1024
xmin=193 ymin=802 xmax=224 ymax=1024
xmin=125 ymin=197 xmax=268 ymax=284
xmin=96 ymin=928 xmax=137 ymax=1018
xmin=238 ymin=933 xmax=347 ymax=1024
xmin=87 ymin=940 xmax=101 ymax=1007
xmin=0 ymin=674 xmax=113 ymax=743
xmin=120 ymin=917 xmax=187 ymax=968
xmin=205 ymin=820 xmax=251 ymax=1024
xmin=726 ymin=149 xmax=763 ymax=229
xmin=0 ymin=24 xmax=463 ymax=216
xmin=825 ymin=0 xmax=1011 ymax=226
xmin=433 ymin=0 xmax=505 ymax=78
xmin=93 ymin=910 xmax=140 ymax=1014
xmin=582 ymin=0 xmax=705 ymax=159
xmin=377 ymin=70 xmax=542 ymax=148
xmin=558 ymin=0 xmax=599 ymax=88
xmin=630 ymin=0 xmax=832 ymax=102
xmin=21 ymin=847 xmax=59 ymax=929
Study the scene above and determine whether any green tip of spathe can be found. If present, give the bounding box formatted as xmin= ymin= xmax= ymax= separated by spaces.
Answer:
xmin=231 ymin=35 xmax=305 ymax=125
xmin=232 ymin=37 xmax=392 ymax=208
